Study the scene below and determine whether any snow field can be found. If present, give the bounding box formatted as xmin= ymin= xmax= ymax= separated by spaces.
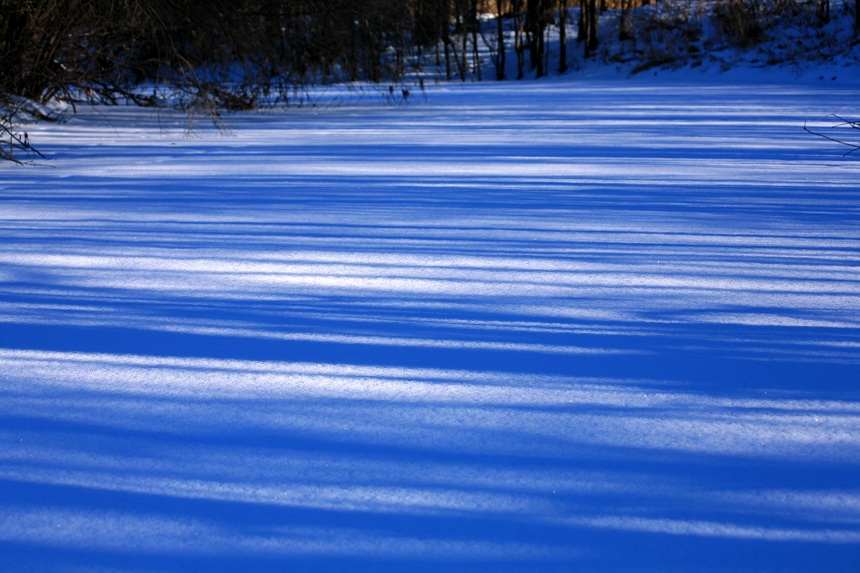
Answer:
xmin=1 ymin=73 xmax=859 ymax=571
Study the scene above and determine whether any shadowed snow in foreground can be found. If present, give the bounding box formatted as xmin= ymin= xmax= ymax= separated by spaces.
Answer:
xmin=1 ymin=77 xmax=859 ymax=572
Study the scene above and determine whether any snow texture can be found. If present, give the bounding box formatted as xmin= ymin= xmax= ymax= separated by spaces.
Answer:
xmin=1 ymin=67 xmax=860 ymax=571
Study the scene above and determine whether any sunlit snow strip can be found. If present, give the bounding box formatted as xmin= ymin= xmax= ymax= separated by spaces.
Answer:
xmin=2 ymin=348 xmax=858 ymax=412
xmin=9 ymin=436 xmax=858 ymax=524
xmin=0 ymin=508 xmax=575 ymax=559
xmin=1 ymin=249 xmax=858 ymax=328
xmin=154 ymin=324 xmax=638 ymax=355
xmin=0 ymin=442 xmax=672 ymax=499
xmin=4 ymin=247 xmax=860 ymax=278
xmin=3 ymin=349 xmax=859 ymax=461
xmin=562 ymin=515 xmax=860 ymax=543
xmin=680 ymin=312 xmax=860 ymax=328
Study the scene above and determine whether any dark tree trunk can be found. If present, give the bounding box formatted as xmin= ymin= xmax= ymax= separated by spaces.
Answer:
xmin=442 ymin=2 xmax=453 ymax=80
xmin=855 ymin=0 xmax=860 ymax=35
xmin=578 ymin=0 xmax=586 ymax=45
xmin=817 ymin=0 xmax=829 ymax=24
xmin=587 ymin=0 xmax=598 ymax=56
xmin=559 ymin=0 xmax=568 ymax=73
xmin=513 ymin=0 xmax=525 ymax=78
xmin=496 ymin=0 xmax=506 ymax=80
xmin=619 ymin=0 xmax=631 ymax=41
xmin=470 ymin=0 xmax=481 ymax=81
xmin=526 ymin=0 xmax=540 ymax=72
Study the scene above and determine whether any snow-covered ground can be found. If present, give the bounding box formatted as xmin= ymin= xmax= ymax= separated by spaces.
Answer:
xmin=2 ymin=66 xmax=860 ymax=571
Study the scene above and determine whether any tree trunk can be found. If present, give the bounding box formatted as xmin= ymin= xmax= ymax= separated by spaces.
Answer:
xmin=578 ymin=0 xmax=586 ymax=45
xmin=461 ymin=13 xmax=468 ymax=80
xmin=514 ymin=0 xmax=525 ymax=78
xmin=496 ymin=0 xmax=506 ymax=80
xmin=470 ymin=0 xmax=481 ymax=81
xmin=587 ymin=0 xmax=598 ymax=56
xmin=559 ymin=0 xmax=568 ymax=73
xmin=619 ymin=0 xmax=631 ymax=41
xmin=442 ymin=5 xmax=452 ymax=81
xmin=855 ymin=0 xmax=860 ymax=36
xmin=526 ymin=0 xmax=540 ymax=73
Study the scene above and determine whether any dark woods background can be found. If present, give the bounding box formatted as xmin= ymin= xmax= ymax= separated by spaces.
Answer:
xmin=1 ymin=0 xmax=571 ymax=112
xmin=1 ymin=0 xmax=426 ymax=112
xmin=0 ymin=0 xmax=856 ymax=121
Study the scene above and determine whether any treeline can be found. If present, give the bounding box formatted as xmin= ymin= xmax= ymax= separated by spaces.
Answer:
xmin=1 ymin=0 xmax=559 ymax=112
xmin=1 ymin=0 xmax=422 ymax=112
xmin=0 ymin=0 xmax=714 ymax=109
xmin=2 ymin=0 xmax=859 ymax=116
xmin=3 ymin=0 xmax=858 ymax=108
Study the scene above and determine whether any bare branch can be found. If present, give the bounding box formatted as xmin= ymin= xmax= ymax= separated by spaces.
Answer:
xmin=804 ymin=116 xmax=860 ymax=157
xmin=1 ymin=97 xmax=47 ymax=164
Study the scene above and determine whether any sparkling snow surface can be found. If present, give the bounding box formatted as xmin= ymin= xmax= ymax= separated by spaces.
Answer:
xmin=1 ymin=73 xmax=859 ymax=571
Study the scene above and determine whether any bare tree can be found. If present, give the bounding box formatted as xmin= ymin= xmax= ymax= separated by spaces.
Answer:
xmin=582 ymin=0 xmax=599 ymax=57
xmin=495 ymin=0 xmax=507 ymax=79
xmin=512 ymin=0 xmax=526 ymax=78
xmin=559 ymin=0 xmax=569 ymax=73
xmin=525 ymin=0 xmax=554 ymax=76
xmin=619 ymin=0 xmax=633 ymax=41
